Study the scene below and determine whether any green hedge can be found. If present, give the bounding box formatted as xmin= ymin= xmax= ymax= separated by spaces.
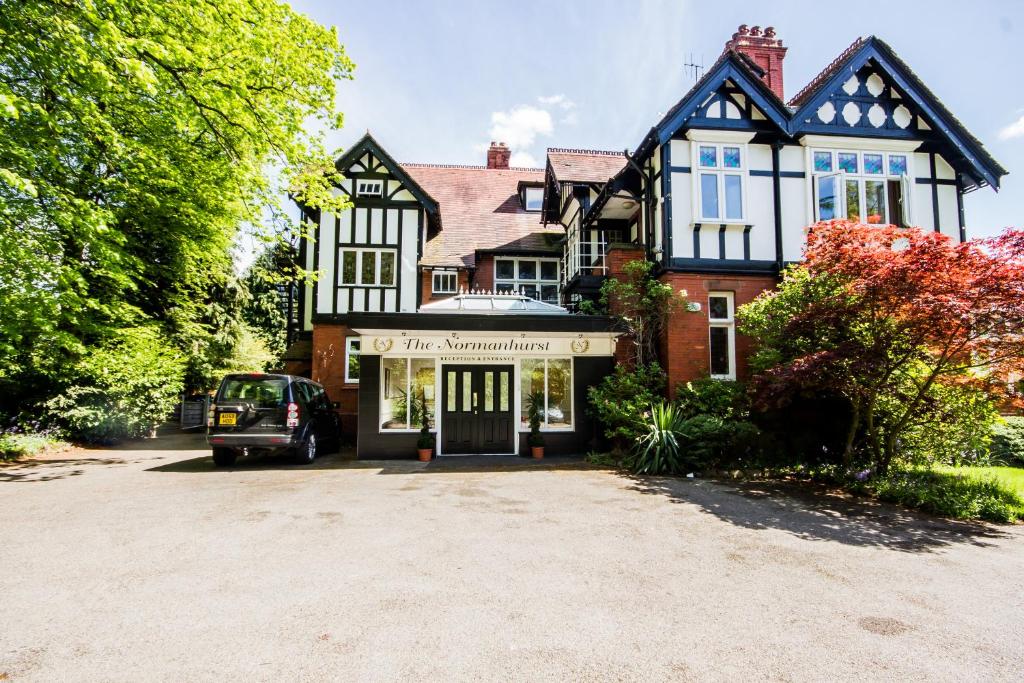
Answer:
xmin=991 ymin=417 xmax=1024 ymax=466
xmin=865 ymin=469 xmax=1024 ymax=523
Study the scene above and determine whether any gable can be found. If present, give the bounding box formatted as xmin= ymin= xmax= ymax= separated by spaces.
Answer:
xmin=333 ymin=133 xmax=440 ymax=213
xmin=651 ymin=52 xmax=791 ymax=147
xmin=789 ymin=38 xmax=1006 ymax=190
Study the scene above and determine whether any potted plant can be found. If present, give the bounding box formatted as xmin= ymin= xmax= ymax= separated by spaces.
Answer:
xmin=526 ymin=390 xmax=545 ymax=459
xmin=415 ymin=391 xmax=434 ymax=461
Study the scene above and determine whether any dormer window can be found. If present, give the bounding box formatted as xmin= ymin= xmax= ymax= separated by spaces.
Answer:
xmin=523 ymin=187 xmax=544 ymax=212
xmin=356 ymin=179 xmax=383 ymax=197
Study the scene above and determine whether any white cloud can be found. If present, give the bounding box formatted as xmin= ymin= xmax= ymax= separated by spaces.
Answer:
xmin=560 ymin=110 xmax=579 ymax=126
xmin=509 ymin=151 xmax=538 ymax=168
xmin=998 ymin=114 xmax=1024 ymax=140
xmin=489 ymin=105 xmax=553 ymax=149
xmin=538 ymin=94 xmax=576 ymax=111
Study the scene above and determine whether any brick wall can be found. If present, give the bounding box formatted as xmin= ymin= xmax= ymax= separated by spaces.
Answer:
xmin=472 ymin=254 xmax=494 ymax=292
xmin=312 ymin=323 xmax=359 ymax=436
xmin=658 ymin=272 xmax=777 ymax=398
xmin=605 ymin=244 xmax=647 ymax=367
xmin=420 ymin=268 xmax=470 ymax=305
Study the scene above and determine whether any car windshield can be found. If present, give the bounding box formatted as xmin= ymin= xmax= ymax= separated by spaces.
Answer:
xmin=218 ymin=377 xmax=288 ymax=408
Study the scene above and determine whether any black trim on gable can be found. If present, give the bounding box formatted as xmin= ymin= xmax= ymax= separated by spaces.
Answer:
xmin=334 ymin=133 xmax=440 ymax=216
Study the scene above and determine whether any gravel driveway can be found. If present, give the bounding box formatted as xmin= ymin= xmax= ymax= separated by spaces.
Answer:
xmin=2 ymin=432 xmax=1022 ymax=681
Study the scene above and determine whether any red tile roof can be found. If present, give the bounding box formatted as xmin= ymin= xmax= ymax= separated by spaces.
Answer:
xmin=402 ymin=164 xmax=563 ymax=268
xmin=547 ymin=148 xmax=626 ymax=183
xmin=788 ymin=37 xmax=866 ymax=107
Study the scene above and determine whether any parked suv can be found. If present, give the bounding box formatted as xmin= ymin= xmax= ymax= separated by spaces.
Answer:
xmin=206 ymin=373 xmax=340 ymax=467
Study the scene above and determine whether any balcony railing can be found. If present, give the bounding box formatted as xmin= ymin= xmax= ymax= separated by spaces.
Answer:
xmin=562 ymin=239 xmax=610 ymax=285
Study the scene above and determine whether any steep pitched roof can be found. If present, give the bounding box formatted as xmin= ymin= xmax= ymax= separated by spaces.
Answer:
xmin=334 ymin=132 xmax=439 ymax=214
xmin=547 ymin=149 xmax=627 ymax=183
xmin=787 ymin=36 xmax=1007 ymax=189
xmin=401 ymin=164 xmax=563 ymax=268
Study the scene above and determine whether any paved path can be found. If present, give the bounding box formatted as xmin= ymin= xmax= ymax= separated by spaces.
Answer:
xmin=2 ymin=432 xmax=1022 ymax=681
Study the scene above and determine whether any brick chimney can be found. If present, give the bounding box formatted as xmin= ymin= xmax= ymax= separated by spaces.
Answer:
xmin=724 ymin=24 xmax=787 ymax=101
xmin=486 ymin=141 xmax=510 ymax=169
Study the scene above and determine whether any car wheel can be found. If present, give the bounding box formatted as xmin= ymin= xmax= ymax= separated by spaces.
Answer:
xmin=212 ymin=447 xmax=236 ymax=467
xmin=295 ymin=433 xmax=316 ymax=465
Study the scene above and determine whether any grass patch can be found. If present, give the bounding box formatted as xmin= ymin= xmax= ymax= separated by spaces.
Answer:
xmin=0 ymin=432 xmax=65 ymax=460
xmin=865 ymin=468 xmax=1024 ymax=523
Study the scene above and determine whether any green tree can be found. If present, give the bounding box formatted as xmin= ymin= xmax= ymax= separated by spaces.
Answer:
xmin=0 ymin=1 xmax=353 ymax=425
xmin=242 ymin=242 xmax=298 ymax=362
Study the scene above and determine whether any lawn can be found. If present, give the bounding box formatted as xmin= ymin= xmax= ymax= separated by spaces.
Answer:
xmin=940 ymin=465 xmax=1024 ymax=499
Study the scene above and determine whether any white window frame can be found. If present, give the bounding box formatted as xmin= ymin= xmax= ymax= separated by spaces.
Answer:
xmin=493 ymin=257 xmax=560 ymax=303
xmin=811 ymin=149 xmax=913 ymax=226
xmin=518 ymin=357 xmax=574 ymax=432
xmin=708 ymin=292 xmax=736 ymax=380
xmin=694 ymin=142 xmax=748 ymax=223
xmin=355 ymin=179 xmax=384 ymax=197
xmin=432 ymin=270 xmax=457 ymax=294
xmin=523 ymin=187 xmax=544 ymax=212
xmin=344 ymin=337 xmax=360 ymax=384
xmin=339 ymin=247 xmax=397 ymax=287
xmin=379 ymin=357 xmax=437 ymax=432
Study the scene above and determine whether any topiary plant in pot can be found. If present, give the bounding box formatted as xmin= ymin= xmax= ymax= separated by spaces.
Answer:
xmin=526 ymin=390 xmax=545 ymax=459
xmin=415 ymin=392 xmax=434 ymax=461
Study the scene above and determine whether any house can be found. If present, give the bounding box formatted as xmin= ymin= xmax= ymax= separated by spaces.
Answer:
xmin=284 ymin=24 xmax=1006 ymax=458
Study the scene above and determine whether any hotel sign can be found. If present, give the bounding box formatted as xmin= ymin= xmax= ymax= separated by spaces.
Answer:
xmin=362 ymin=331 xmax=616 ymax=357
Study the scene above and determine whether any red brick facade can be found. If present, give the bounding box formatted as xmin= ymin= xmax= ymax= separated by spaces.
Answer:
xmin=604 ymin=245 xmax=777 ymax=399
xmin=311 ymin=323 xmax=359 ymax=436
xmin=658 ymin=272 xmax=777 ymax=398
xmin=723 ymin=24 xmax=787 ymax=100
xmin=420 ymin=267 xmax=470 ymax=305
xmin=472 ymin=254 xmax=495 ymax=292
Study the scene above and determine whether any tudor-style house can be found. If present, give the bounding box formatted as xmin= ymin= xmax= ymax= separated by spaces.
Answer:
xmin=284 ymin=25 xmax=1006 ymax=459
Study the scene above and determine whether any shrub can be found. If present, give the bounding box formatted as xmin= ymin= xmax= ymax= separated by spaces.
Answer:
xmin=678 ymin=414 xmax=763 ymax=471
xmin=44 ymin=326 xmax=185 ymax=443
xmin=675 ymin=378 xmax=748 ymax=420
xmin=526 ymin=390 xmax=545 ymax=448
xmin=991 ymin=416 xmax=1024 ymax=466
xmin=866 ymin=469 xmax=1024 ymax=523
xmin=628 ymin=402 xmax=687 ymax=474
xmin=588 ymin=362 xmax=665 ymax=450
xmin=0 ymin=430 xmax=63 ymax=460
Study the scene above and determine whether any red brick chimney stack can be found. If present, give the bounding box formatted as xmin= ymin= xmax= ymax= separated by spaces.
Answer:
xmin=724 ymin=24 xmax=787 ymax=101
xmin=486 ymin=141 xmax=510 ymax=169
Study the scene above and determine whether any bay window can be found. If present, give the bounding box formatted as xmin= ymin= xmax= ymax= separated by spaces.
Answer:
xmin=813 ymin=150 xmax=912 ymax=226
xmin=519 ymin=358 xmax=572 ymax=430
xmin=697 ymin=144 xmax=745 ymax=221
xmin=708 ymin=292 xmax=736 ymax=380
xmin=380 ymin=358 xmax=436 ymax=430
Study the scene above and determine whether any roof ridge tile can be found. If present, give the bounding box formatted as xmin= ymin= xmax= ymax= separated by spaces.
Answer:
xmin=546 ymin=147 xmax=624 ymax=156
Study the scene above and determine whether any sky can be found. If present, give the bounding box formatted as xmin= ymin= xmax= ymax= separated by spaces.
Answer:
xmin=286 ymin=0 xmax=1022 ymax=241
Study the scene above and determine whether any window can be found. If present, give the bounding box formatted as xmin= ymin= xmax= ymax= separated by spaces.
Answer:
xmin=524 ymin=187 xmax=544 ymax=211
xmin=708 ymin=292 xmax=735 ymax=380
xmin=520 ymin=358 xmax=573 ymax=430
xmin=812 ymin=150 xmax=912 ymax=226
xmin=494 ymin=258 xmax=560 ymax=304
xmin=339 ymin=248 xmax=396 ymax=286
xmin=345 ymin=338 xmax=360 ymax=383
xmin=697 ymin=144 xmax=745 ymax=221
xmin=380 ymin=358 xmax=436 ymax=430
xmin=432 ymin=271 xmax=457 ymax=294
xmin=355 ymin=179 xmax=383 ymax=197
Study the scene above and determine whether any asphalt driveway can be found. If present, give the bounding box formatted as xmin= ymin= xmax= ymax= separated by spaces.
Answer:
xmin=2 ymin=432 xmax=1022 ymax=681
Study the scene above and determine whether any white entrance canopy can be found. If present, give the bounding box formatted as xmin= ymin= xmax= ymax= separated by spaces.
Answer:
xmin=419 ymin=293 xmax=568 ymax=315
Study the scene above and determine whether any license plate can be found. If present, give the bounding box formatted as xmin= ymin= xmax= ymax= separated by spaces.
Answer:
xmin=218 ymin=413 xmax=237 ymax=426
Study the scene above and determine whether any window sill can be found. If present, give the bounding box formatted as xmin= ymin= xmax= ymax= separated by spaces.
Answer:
xmin=694 ymin=220 xmax=751 ymax=227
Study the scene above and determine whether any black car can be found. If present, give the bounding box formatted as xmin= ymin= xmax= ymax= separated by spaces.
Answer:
xmin=206 ymin=373 xmax=340 ymax=467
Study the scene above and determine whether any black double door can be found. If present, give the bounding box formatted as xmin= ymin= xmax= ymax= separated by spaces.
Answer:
xmin=441 ymin=365 xmax=515 ymax=454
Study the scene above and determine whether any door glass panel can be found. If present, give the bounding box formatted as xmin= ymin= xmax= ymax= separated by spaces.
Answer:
xmin=462 ymin=372 xmax=472 ymax=412
xmin=499 ymin=372 xmax=509 ymax=411
xmin=484 ymin=372 xmax=494 ymax=411
xmin=845 ymin=180 xmax=861 ymax=222
xmin=547 ymin=359 xmax=572 ymax=429
xmin=446 ymin=371 xmax=456 ymax=411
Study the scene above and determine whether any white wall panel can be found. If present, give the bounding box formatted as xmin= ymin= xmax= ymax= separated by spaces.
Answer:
xmin=386 ymin=209 xmax=399 ymax=244
xmin=368 ymin=288 xmax=381 ymax=311
xmin=317 ymin=210 xmax=336 ymax=314
xmin=370 ymin=208 xmax=383 ymax=244
xmin=670 ymin=170 xmax=692 ymax=258
xmin=354 ymin=208 xmax=368 ymax=243
xmin=400 ymin=209 xmax=419 ymax=312
xmin=384 ymin=289 xmax=397 ymax=312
